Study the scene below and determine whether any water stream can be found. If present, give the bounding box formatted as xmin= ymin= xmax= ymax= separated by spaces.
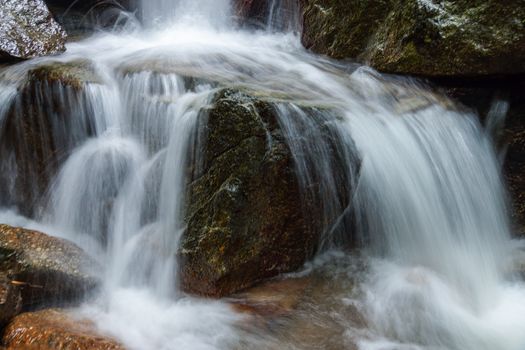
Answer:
xmin=1 ymin=0 xmax=524 ymax=349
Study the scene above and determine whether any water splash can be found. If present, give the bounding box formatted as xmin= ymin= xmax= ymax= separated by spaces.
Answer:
xmin=0 ymin=2 xmax=524 ymax=350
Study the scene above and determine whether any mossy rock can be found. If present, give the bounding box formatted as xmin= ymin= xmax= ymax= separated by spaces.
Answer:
xmin=301 ymin=0 xmax=525 ymax=77
xmin=180 ymin=89 xmax=319 ymax=297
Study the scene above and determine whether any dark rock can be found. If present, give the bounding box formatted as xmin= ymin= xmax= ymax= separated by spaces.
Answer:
xmin=0 ymin=224 xmax=100 ymax=308
xmin=301 ymin=0 xmax=525 ymax=77
xmin=0 ymin=60 xmax=102 ymax=215
xmin=2 ymin=308 xmax=125 ymax=349
xmin=180 ymin=89 xmax=320 ymax=297
xmin=45 ymin=0 xmax=138 ymax=38
xmin=0 ymin=0 xmax=67 ymax=61
xmin=236 ymin=0 xmax=300 ymax=31
xmin=0 ymin=275 xmax=22 ymax=326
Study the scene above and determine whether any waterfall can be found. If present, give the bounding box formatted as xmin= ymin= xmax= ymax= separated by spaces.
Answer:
xmin=0 ymin=1 xmax=524 ymax=350
xmin=140 ymin=0 xmax=232 ymax=29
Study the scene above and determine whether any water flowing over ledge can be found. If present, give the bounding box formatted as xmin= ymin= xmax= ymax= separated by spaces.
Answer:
xmin=0 ymin=1 xmax=524 ymax=349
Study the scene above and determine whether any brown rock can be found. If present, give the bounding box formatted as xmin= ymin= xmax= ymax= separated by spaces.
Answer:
xmin=0 ymin=224 xmax=100 ymax=308
xmin=2 ymin=309 xmax=125 ymax=350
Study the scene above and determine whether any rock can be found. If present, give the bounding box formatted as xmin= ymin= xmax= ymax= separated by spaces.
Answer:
xmin=2 ymin=309 xmax=125 ymax=349
xmin=301 ymin=0 xmax=525 ymax=76
xmin=0 ymin=60 xmax=101 ymax=215
xmin=0 ymin=224 xmax=100 ymax=308
xmin=229 ymin=276 xmax=311 ymax=319
xmin=0 ymin=0 xmax=67 ymax=61
xmin=180 ymin=89 xmax=321 ymax=297
xmin=0 ymin=275 xmax=22 ymax=326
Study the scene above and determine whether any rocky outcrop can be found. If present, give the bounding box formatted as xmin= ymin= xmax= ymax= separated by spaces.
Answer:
xmin=180 ymin=89 xmax=323 ymax=297
xmin=0 ymin=60 xmax=101 ymax=215
xmin=0 ymin=224 xmax=100 ymax=308
xmin=2 ymin=309 xmax=125 ymax=349
xmin=301 ymin=0 xmax=525 ymax=77
xmin=0 ymin=0 xmax=67 ymax=61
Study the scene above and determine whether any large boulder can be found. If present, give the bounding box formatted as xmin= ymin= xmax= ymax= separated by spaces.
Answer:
xmin=2 ymin=309 xmax=125 ymax=350
xmin=301 ymin=0 xmax=525 ymax=76
xmin=0 ymin=224 xmax=100 ymax=308
xmin=180 ymin=89 xmax=349 ymax=297
xmin=0 ymin=60 xmax=102 ymax=215
xmin=0 ymin=0 xmax=67 ymax=61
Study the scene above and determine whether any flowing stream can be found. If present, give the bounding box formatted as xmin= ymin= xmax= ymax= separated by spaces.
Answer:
xmin=1 ymin=0 xmax=525 ymax=349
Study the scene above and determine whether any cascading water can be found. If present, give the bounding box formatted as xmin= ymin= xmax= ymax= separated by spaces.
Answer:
xmin=0 ymin=0 xmax=524 ymax=349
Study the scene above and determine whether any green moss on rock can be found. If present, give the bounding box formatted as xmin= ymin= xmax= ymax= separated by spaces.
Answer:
xmin=180 ymin=89 xmax=318 ymax=297
xmin=301 ymin=0 xmax=525 ymax=76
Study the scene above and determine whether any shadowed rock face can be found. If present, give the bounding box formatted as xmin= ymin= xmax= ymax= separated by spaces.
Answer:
xmin=0 ymin=275 xmax=22 ymax=326
xmin=301 ymin=0 xmax=525 ymax=77
xmin=0 ymin=0 xmax=67 ymax=61
xmin=2 ymin=309 xmax=125 ymax=350
xmin=0 ymin=224 xmax=100 ymax=308
xmin=180 ymin=89 xmax=320 ymax=297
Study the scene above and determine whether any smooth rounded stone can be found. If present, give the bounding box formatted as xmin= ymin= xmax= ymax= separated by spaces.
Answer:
xmin=2 ymin=309 xmax=125 ymax=350
xmin=0 ymin=0 xmax=67 ymax=61
xmin=0 ymin=274 xmax=22 ymax=326
xmin=0 ymin=224 xmax=100 ymax=308
xmin=301 ymin=0 xmax=525 ymax=76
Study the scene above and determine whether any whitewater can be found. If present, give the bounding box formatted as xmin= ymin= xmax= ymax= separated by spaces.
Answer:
xmin=1 ymin=0 xmax=525 ymax=349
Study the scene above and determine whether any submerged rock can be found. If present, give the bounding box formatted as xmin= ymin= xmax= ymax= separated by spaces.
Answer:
xmin=0 ymin=224 xmax=99 ymax=308
xmin=0 ymin=0 xmax=67 ymax=61
xmin=2 ymin=309 xmax=125 ymax=349
xmin=0 ymin=60 xmax=102 ymax=215
xmin=301 ymin=0 xmax=525 ymax=76
xmin=180 ymin=89 xmax=321 ymax=297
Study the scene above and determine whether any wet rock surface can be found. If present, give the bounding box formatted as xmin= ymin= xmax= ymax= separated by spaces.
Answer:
xmin=231 ymin=254 xmax=366 ymax=350
xmin=0 ymin=224 xmax=99 ymax=308
xmin=2 ymin=308 xmax=125 ymax=349
xmin=0 ymin=0 xmax=67 ymax=61
xmin=180 ymin=89 xmax=320 ymax=297
xmin=301 ymin=0 xmax=525 ymax=77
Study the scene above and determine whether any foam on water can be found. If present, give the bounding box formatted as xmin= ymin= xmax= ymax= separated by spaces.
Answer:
xmin=0 ymin=1 xmax=524 ymax=349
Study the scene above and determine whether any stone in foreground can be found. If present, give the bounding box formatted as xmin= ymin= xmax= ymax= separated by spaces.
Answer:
xmin=0 ymin=224 xmax=100 ymax=307
xmin=2 ymin=309 xmax=125 ymax=350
